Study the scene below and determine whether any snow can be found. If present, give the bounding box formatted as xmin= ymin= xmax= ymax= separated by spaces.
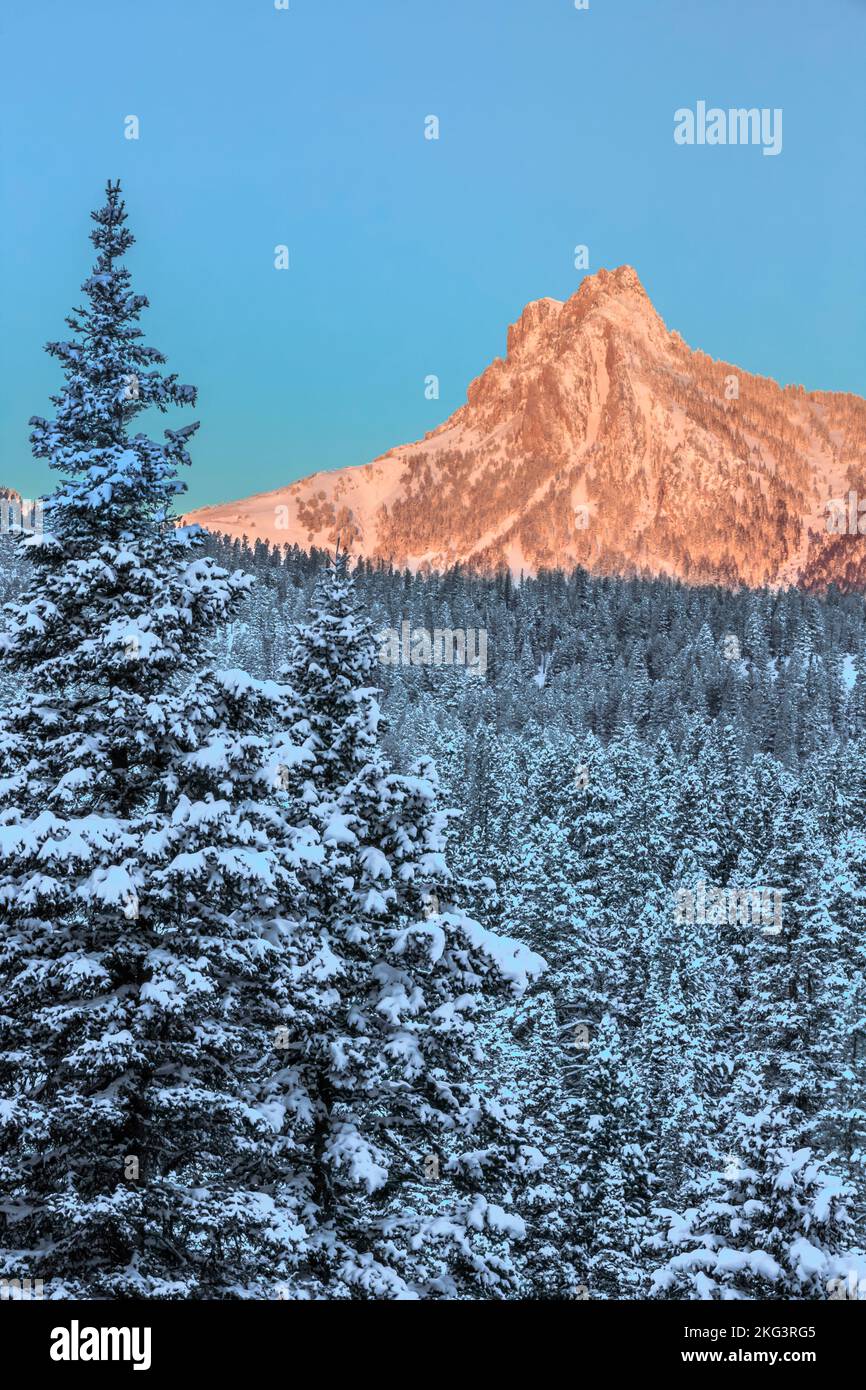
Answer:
xmin=460 ymin=916 xmax=546 ymax=995
xmin=789 ymin=1236 xmax=828 ymax=1279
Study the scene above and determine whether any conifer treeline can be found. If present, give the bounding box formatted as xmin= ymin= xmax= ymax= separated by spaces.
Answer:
xmin=200 ymin=530 xmax=866 ymax=765
xmin=190 ymin=533 xmax=866 ymax=1297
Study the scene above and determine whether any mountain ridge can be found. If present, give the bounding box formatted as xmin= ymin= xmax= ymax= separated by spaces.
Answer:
xmin=182 ymin=267 xmax=866 ymax=589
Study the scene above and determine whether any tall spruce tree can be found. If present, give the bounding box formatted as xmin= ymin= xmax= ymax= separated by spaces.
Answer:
xmin=269 ymin=556 xmax=544 ymax=1298
xmin=747 ymin=794 xmax=845 ymax=1145
xmin=572 ymin=1013 xmax=652 ymax=1299
xmin=482 ymin=987 xmax=580 ymax=1299
xmin=0 ymin=183 xmax=312 ymax=1297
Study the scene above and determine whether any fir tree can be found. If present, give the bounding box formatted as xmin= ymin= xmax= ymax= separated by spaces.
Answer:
xmin=0 ymin=183 xmax=310 ymax=1297
xmin=651 ymin=1086 xmax=854 ymax=1300
xmin=572 ymin=1014 xmax=651 ymax=1299
xmin=482 ymin=987 xmax=580 ymax=1299
xmin=269 ymin=556 xmax=544 ymax=1298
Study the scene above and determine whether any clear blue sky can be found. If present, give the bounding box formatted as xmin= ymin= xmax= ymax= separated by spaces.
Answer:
xmin=2 ymin=0 xmax=864 ymax=510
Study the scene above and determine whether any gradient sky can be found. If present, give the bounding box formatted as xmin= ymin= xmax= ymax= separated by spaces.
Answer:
xmin=2 ymin=0 xmax=864 ymax=511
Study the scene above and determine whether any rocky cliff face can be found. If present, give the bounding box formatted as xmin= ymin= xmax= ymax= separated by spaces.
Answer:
xmin=183 ymin=266 xmax=866 ymax=589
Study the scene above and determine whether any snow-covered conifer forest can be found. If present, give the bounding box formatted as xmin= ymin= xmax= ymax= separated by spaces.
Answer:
xmin=1 ymin=185 xmax=864 ymax=1301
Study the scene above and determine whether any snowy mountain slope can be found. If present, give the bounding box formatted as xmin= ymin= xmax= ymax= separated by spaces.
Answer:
xmin=182 ymin=266 xmax=866 ymax=587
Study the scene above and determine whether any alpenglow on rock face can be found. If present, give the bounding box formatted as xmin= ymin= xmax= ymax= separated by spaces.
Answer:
xmin=183 ymin=266 xmax=866 ymax=589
